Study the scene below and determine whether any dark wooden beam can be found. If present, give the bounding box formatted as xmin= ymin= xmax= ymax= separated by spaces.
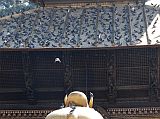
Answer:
xmin=149 ymin=49 xmax=159 ymax=102
xmin=22 ymin=51 xmax=37 ymax=104
xmin=31 ymin=0 xmax=140 ymax=7
xmin=35 ymin=0 xmax=139 ymax=4
xmin=64 ymin=51 xmax=72 ymax=94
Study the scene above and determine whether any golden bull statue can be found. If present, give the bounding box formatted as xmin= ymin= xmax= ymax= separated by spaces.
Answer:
xmin=45 ymin=91 xmax=104 ymax=119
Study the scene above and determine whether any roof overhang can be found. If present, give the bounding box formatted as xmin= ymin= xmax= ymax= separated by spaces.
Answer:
xmin=30 ymin=0 xmax=140 ymax=7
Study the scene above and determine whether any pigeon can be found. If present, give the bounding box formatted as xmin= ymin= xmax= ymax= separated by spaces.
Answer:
xmin=156 ymin=40 xmax=160 ymax=43
xmin=55 ymin=57 xmax=61 ymax=63
xmin=152 ymin=30 xmax=155 ymax=34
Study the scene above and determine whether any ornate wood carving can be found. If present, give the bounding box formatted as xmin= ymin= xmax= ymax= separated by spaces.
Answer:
xmin=64 ymin=64 xmax=72 ymax=94
xmin=0 ymin=110 xmax=50 ymax=119
xmin=2 ymin=107 xmax=160 ymax=119
xmin=108 ymin=107 xmax=160 ymax=119
xmin=107 ymin=53 xmax=116 ymax=103
xmin=22 ymin=52 xmax=36 ymax=104
xmin=64 ymin=52 xmax=72 ymax=94
xmin=2 ymin=48 xmax=160 ymax=119
xmin=149 ymin=57 xmax=158 ymax=102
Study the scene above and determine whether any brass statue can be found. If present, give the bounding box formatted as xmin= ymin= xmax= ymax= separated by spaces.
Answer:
xmin=45 ymin=91 xmax=104 ymax=119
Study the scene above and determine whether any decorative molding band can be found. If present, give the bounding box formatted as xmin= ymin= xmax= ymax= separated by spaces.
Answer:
xmin=0 ymin=110 xmax=52 ymax=119
xmin=1 ymin=107 xmax=160 ymax=118
xmin=45 ymin=1 xmax=137 ymax=8
xmin=108 ymin=107 xmax=160 ymax=117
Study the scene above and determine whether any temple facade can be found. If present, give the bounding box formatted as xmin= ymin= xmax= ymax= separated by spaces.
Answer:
xmin=0 ymin=0 xmax=160 ymax=119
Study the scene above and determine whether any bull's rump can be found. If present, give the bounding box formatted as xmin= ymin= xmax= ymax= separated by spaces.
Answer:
xmin=46 ymin=107 xmax=104 ymax=119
